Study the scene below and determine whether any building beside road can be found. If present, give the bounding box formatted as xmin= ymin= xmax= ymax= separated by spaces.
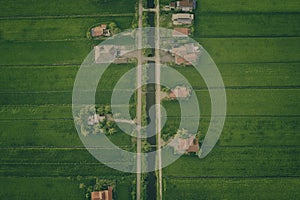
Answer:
xmin=173 ymin=27 xmax=191 ymax=37
xmin=91 ymin=186 xmax=113 ymax=200
xmin=171 ymin=43 xmax=200 ymax=65
xmin=169 ymin=0 xmax=197 ymax=12
xmin=170 ymin=134 xmax=200 ymax=154
xmin=172 ymin=13 xmax=194 ymax=25
xmin=169 ymin=85 xmax=191 ymax=99
xmin=91 ymin=24 xmax=111 ymax=37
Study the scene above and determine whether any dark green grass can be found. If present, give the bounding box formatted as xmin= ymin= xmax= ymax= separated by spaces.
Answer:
xmin=196 ymin=0 xmax=300 ymax=13
xmin=162 ymin=89 xmax=300 ymax=116
xmin=0 ymin=153 xmax=133 ymax=177
xmin=0 ymin=148 xmax=134 ymax=164
xmin=0 ymin=64 xmax=135 ymax=92
xmin=0 ymin=63 xmax=298 ymax=92
xmin=195 ymin=37 xmax=300 ymax=64
xmin=0 ymin=40 xmax=92 ymax=65
xmin=162 ymin=117 xmax=300 ymax=146
xmin=171 ymin=62 xmax=300 ymax=88
xmin=0 ymin=66 xmax=79 ymax=92
xmin=0 ymin=63 xmax=137 ymax=105
xmin=164 ymin=178 xmax=300 ymax=200
xmin=0 ymin=105 xmax=72 ymax=119
xmin=194 ymin=13 xmax=300 ymax=38
xmin=116 ymin=179 xmax=133 ymax=200
xmin=0 ymin=177 xmax=87 ymax=200
xmin=163 ymin=147 xmax=300 ymax=177
xmin=0 ymin=91 xmax=127 ymax=105
xmin=0 ymin=120 xmax=137 ymax=148
xmin=0 ymin=104 xmax=133 ymax=147
xmin=0 ymin=16 xmax=134 ymax=41
xmin=0 ymin=0 xmax=136 ymax=17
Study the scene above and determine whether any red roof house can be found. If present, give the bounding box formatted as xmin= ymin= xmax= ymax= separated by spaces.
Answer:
xmin=91 ymin=186 xmax=113 ymax=200
xmin=173 ymin=27 xmax=191 ymax=37
xmin=91 ymin=24 xmax=111 ymax=37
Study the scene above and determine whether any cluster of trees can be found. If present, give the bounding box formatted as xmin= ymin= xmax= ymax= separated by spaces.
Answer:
xmin=80 ymin=177 xmax=116 ymax=200
xmin=74 ymin=105 xmax=118 ymax=137
xmin=108 ymin=22 xmax=121 ymax=35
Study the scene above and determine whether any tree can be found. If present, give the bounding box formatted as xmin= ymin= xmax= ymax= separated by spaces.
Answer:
xmin=97 ymin=105 xmax=105 ymax=115
xmin=108 ymin=128 xmax=116 ymax=135
xmin=104 ymin=105 xmax=111 ymax=114
xmin=177 ymin=128 xmax=189 ymax=138
xmin=93 ymin=123 xmax=101 ymax=135
xmin=109 ymin=22 xmax=120 ymax=35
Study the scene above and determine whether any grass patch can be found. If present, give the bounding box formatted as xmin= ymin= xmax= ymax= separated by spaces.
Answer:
xmin=172 ymin=62 xmax=300 ymax=88
xmin=194 ymin=13 xmax=300 ymax=37
xmin=162 ymin=89 xmax=300 ymax=116
xmin=0 ymin=16 xmax=134 ymax=41
xmin=0 ymin=0 xmax=136 ymax=17
xmin=195 ymin=37 xmax=300 ymax=64
xmin=0 ymin=177 xmax=86 ymax=199
xmin=163 ymin=147 xmax=300 ymax=177
xmin=0 ymin=40 xmax=92 ymax=65
xmin=197 ymin=0 xmax=300 ymax=13
xmin=165 ymin=178 xmax=300 ymax=200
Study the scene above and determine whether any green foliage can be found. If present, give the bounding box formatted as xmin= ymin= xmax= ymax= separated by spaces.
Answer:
xmin=165 ymin=178 xmax=300 ymax=200
xmin=0 ymin=177 xmax=87 ymax=199
xmin=94 ymin=178 xmax=115 ymax=191
xmin=108 ymin=22 xmax=121 ymax=35
xmin=0 ymin=17 xmax=133 ymax=42
xmin=193 ymin=14 xmax=300 ymax=38
xmin=0 ymin=0 xmax=136 ymax=17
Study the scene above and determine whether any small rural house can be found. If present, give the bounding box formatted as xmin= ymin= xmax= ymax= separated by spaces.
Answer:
xmin=172 ymin=27 xmax=191 ymax=37
xmin=170 ymin=134 xmax=200 ymax=154
xmin=91 ymin=186 xmax=113 ymax=200
xmin=169 ymin=86 xmax=191 ymax=99
xmin=171 ymin=43 xmax=200 ymax=65
xmin=88 ymin=114 xmax=105 ymax=126
xmin=172 ymin=13 xmax=194 ymax=25
xmin=91 ymin=24 xmax=111 ymax=37
xmin=169 ymin=0 xmax=197 ymax=12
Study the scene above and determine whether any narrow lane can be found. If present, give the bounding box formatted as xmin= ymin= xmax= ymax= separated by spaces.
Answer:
xmin=136 ymin=0 xmax=143 ymax=199
xmin=154 ymin=0 xmax=163 ymax=199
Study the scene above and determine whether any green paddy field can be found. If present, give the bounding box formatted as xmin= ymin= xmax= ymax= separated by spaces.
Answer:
xmin=0 ymin=0 xmax=299 ymax=199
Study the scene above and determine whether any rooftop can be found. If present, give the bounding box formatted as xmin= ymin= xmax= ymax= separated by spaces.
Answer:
xmin=173 ymin=28 xmax=190 ymax=37
xmin=91 ymin=187 xmax=113 ymax=200
xmin=91 ymin=24 xmax=111 ymax=37
xmin=170 ymin=86 xmax=191 ymax=98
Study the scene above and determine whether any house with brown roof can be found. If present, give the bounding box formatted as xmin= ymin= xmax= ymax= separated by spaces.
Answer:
xmin=171 ymin=43 xmax=200 ymax=65
xmin=169 ymin=0 xmax=197 ymax=12
xmin=177 ymin=0 xmax=197 ymax=11
xmin=169 ymin=134 xmax=199 ymax=154
xmin=172 ymin=13 xmax=194 ymax=25
xmin=169 ymin=86 xmax=191 ymax=99
xmin=91 ymin=24 xmax=111 ymax=37
xmin=173 ymin=27 xmax=191 ymax=37
xmin=91 ymin=186 xmax=113 ymax=200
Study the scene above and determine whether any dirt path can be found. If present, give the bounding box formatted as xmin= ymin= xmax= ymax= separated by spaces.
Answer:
xmin=154 ymin=1 xmax=163 ymax=200
xmin=136 ymin=0 xmax=143 ymax=199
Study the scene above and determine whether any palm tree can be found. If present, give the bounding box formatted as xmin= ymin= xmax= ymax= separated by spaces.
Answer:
xmin=108 ymin=128 xmax=116 ymax=135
